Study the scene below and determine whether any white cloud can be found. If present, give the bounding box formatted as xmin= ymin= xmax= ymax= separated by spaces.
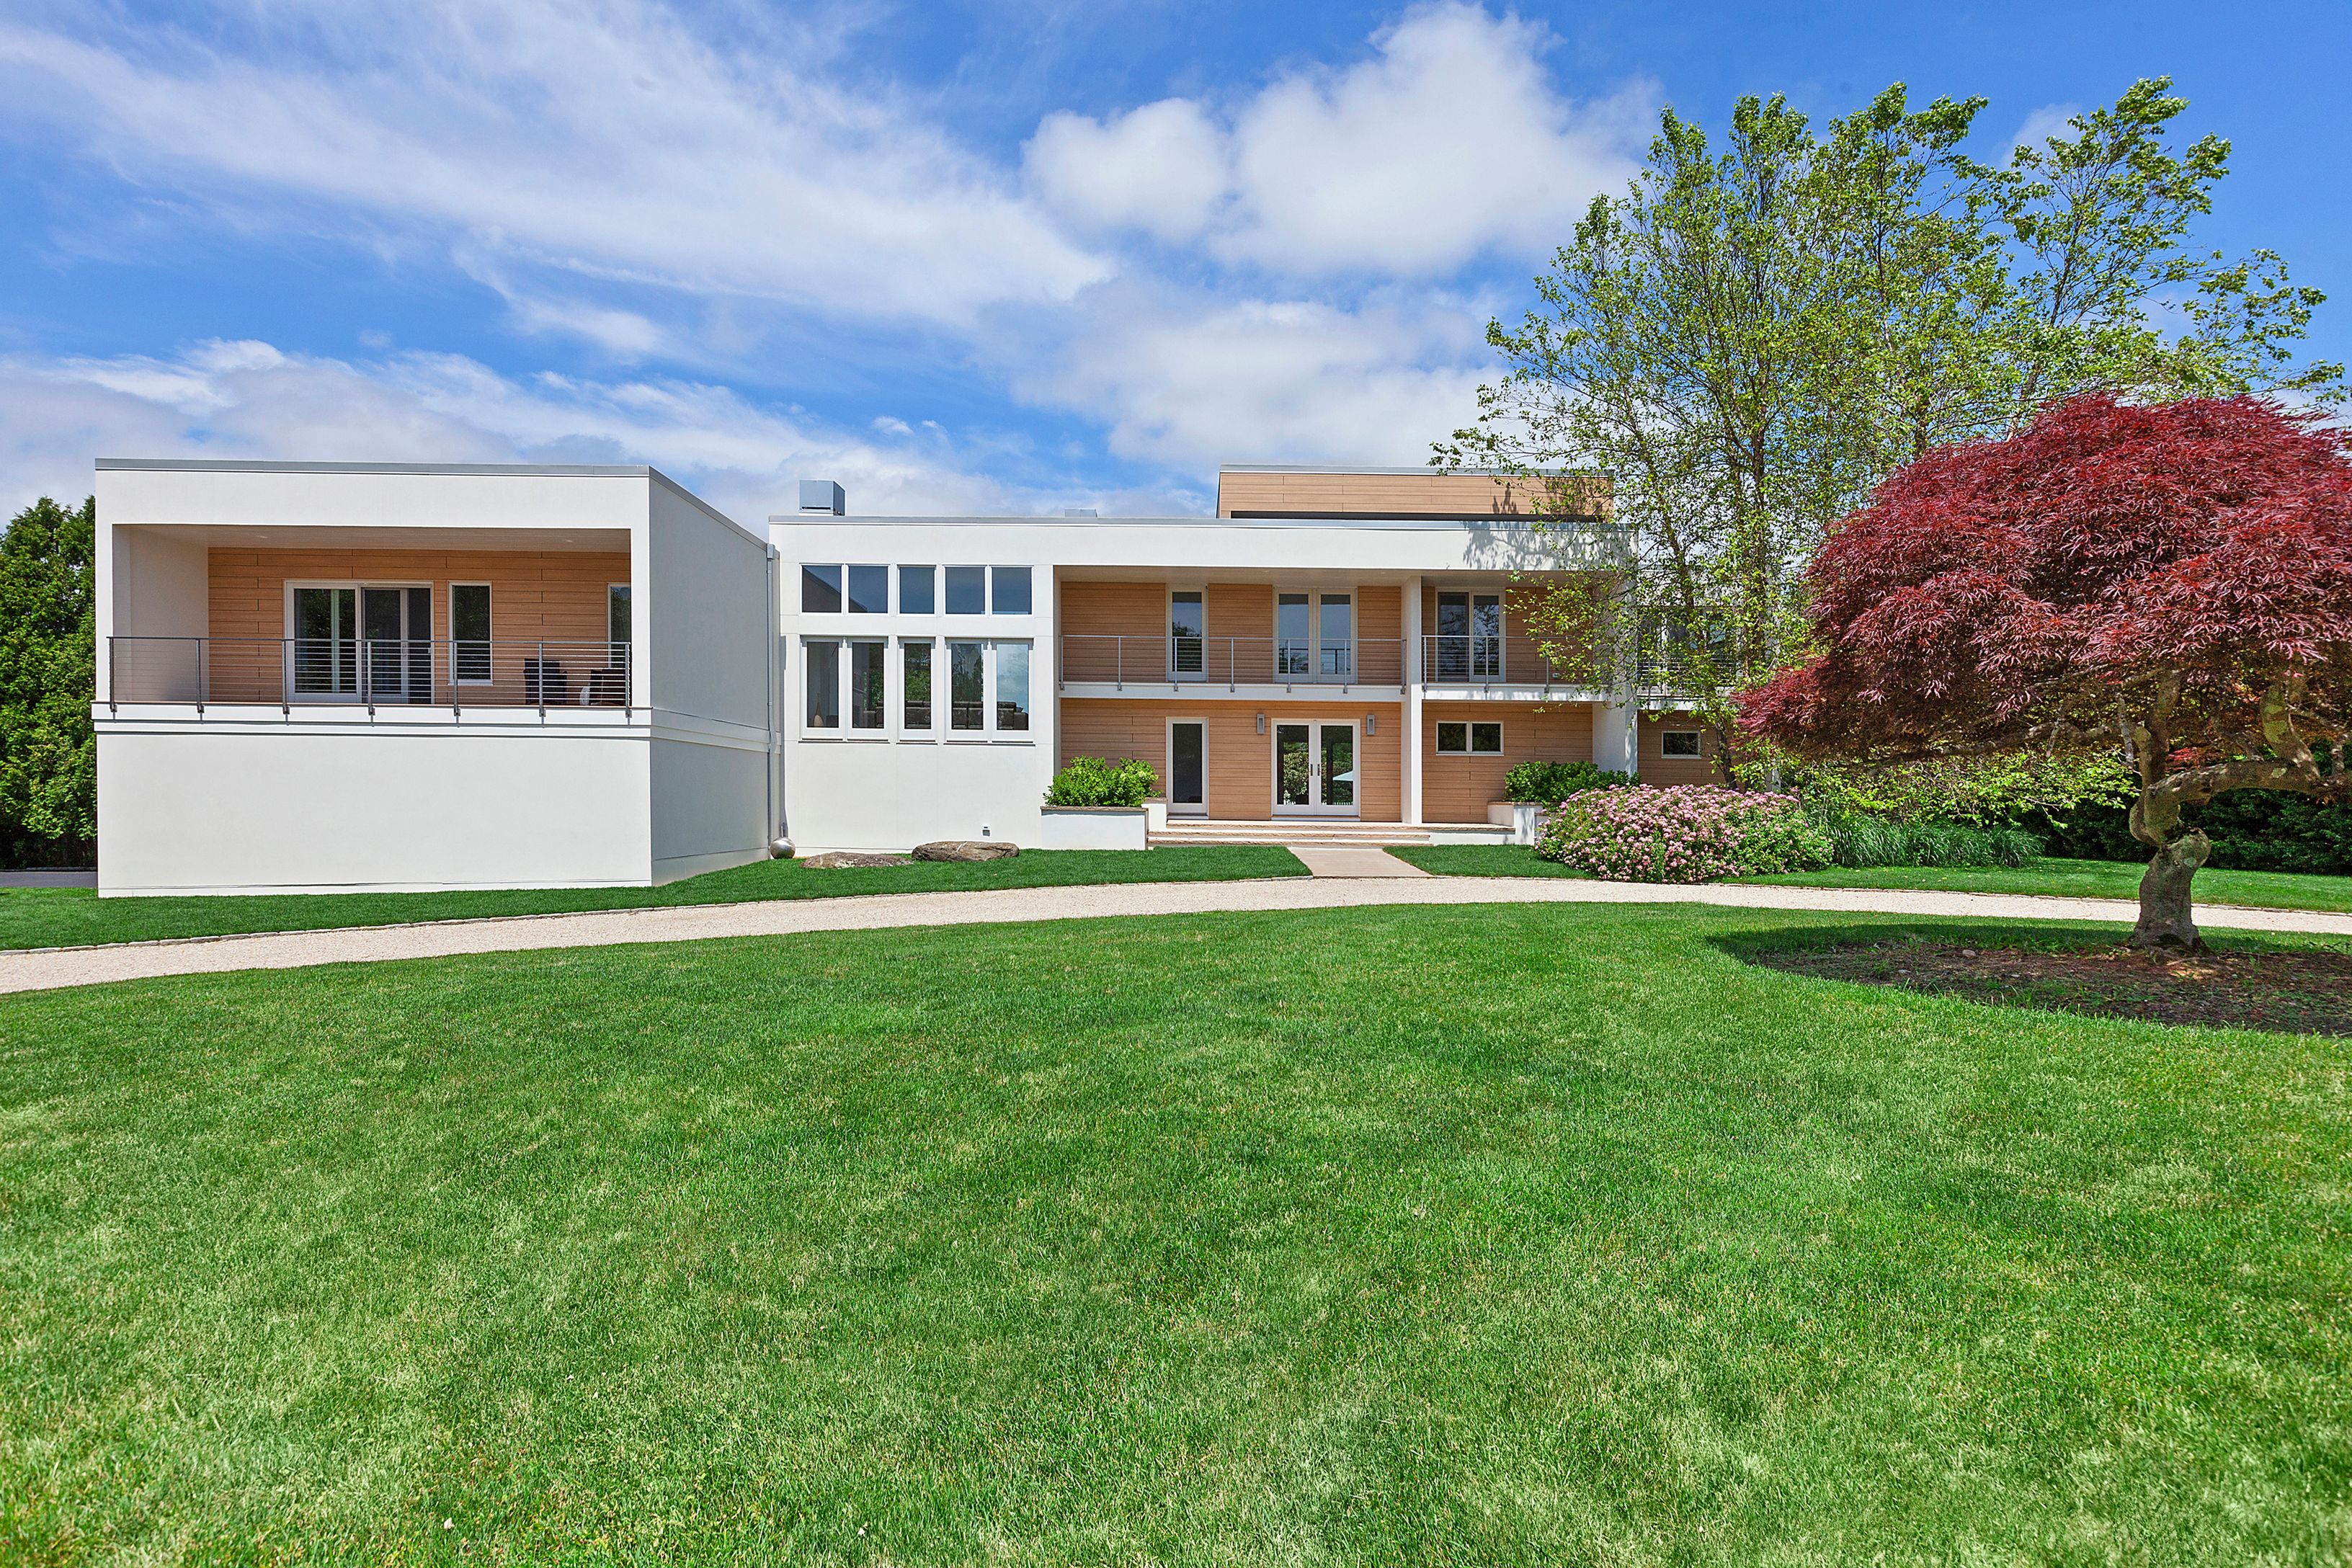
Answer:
xmin=2013 ymin=102 xmax=2083 ymax=151
xmin=0 ymin=340 xmax=1035 ymax=520
xmin=0 ymin=0 xmax=1110 ymax=333
xmin=1020 ymin=2 xmax=1650 ymax=277
xmin=1023 ymin=288 xmax=1492 ymax=469
xmin=1026 ymin=98 xmax=1230 ymax=244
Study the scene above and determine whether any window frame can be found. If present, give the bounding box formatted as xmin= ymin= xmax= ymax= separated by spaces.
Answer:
xmin=1435 ymin=718 xmax=1505 ymax=755
xmin=1660 ymin=729 xmax=1705 ymax=759
xmin=450 ymin=581 xmax=494 ymax=687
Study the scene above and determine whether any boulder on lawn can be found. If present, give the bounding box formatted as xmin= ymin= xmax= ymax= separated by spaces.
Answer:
xmin=801 ymin=850 xmax=915 ymax=868
xmin=910 ymin=839 xmax=1020 ymax=863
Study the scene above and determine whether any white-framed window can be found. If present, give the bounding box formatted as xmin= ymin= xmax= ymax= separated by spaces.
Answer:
xmin=945 ymin=567 xmax=987 ymax=616
xmin=1169 ymin=587 xmax=1206 ymax=679
xmin=900 ymin=566 xmax=936 ymax=615
xmin=1274 ymin=587 xmax=1355 ymax=678
xmin=1660 ymin=729 xmax=1704 ymax=759
xmin=606 ymin=583 xmax=631 ymax=669
xmin=800 ymin=564 xmax=888 ymax=613
xmin=902 ymin=639 xmax=933 ymax=731
xmin=451 ymin=582 xmax=492 ymax=685
xmin=802 ymin=636 xmax=1030 ymax=741
xmin=1433 ymin=589 xmax=1504 ymax=680
xmin=1436 ymin=720 xmax=1503 ymax=755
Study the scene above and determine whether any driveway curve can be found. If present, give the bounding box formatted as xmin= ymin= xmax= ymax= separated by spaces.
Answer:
xmin=5 ymin=876 xmax=2350 ymax=996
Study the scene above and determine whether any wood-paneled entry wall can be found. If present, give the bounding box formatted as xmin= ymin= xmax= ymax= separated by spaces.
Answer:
xmin=1060 ymin=698 xmax=1404 ymax=821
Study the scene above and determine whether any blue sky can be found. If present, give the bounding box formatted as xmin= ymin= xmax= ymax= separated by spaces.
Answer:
xmin=2 ymin=0 xmax=2345 ymax=520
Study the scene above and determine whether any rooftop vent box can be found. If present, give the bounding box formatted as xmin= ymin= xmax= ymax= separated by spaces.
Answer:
xmin=799 ymin=479 xmax=845 ymax=515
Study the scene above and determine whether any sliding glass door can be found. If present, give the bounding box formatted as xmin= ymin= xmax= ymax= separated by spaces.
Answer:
xmin=293 ymin=584 xmax=432 ymax=703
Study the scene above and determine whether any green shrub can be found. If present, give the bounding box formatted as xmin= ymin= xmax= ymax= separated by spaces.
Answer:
xmin=1044 ymin=756 xmax=1158 ymax=808
xmin=1500 ymin=759 xmax=1632 ymax=805
xmin=1807 ymin=806 xmax=2041 ymax=869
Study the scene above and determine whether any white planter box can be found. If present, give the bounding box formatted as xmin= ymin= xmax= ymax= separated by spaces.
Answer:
xmin=1038 ymin=806 xmax=1149 ymax=851
xmin=1487 ymin=801 xmax=1548 ymax=845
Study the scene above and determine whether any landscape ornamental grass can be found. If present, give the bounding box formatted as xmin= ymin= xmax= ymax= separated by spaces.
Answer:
xmin=1538 ymin=784 xmax=1830 ymax=881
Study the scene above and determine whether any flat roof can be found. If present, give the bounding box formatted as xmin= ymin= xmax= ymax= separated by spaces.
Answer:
xmin=97 ymin=458 xmax=660 ymax=478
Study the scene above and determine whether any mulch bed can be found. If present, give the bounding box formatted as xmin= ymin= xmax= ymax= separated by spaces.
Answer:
xmin=1754 ymin=938 xmax=2352 ymax=1038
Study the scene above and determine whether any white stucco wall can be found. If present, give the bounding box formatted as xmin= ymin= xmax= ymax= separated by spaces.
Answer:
xmin=649 ymin=731 xmax=772 ymax=880
xmin=96 ymin=723 xmax=654 ymax=895
xmin=784 ymin=739 xmax=1046 ymax=854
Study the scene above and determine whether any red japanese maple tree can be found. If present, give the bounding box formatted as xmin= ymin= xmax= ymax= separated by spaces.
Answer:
xmin=1742 ymin=393 xmax=2352 ymax=948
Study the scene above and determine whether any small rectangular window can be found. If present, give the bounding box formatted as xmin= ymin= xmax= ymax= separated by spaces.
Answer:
xmin=850 ymin=641 xmax=886 ymax=729
xmin=992 ymin=566 xmax=1033 ymax=615
xmin=949 ymin=641 xmax=985 ymax=729
xmin=452 ymin=583 xmax=491 ymax=684
xmin=902 ymin=641 xmax=932 ymax=731
xmin=995 ymin=642 xmax=1030 ymax=731
xmin=804 ymin=640 xmax=839 ymax=729
xmin=1471 ymin=721 xmax=1503 ymax=754
xmin=847 ymin=564 xmax=888 ymax=614
xmin=1436 ymin=721 xmax=1468 ymax=754
xmin=1661 ymin=729 xmax=1703 ymax=758
xmin=801 ymin=564 xmax=842 ymax=614
xmin=945 ymin=566 xmax=986 ymax=615
xmin=900 ymin=565 xmax=936 ymax=614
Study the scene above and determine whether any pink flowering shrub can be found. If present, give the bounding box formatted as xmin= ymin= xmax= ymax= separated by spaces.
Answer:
xmin=1536 ymin=785 xmax=1830 ymax=882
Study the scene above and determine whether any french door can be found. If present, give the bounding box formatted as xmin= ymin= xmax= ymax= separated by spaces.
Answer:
xmin=1168 ymin=720 xmax=1207 ymax=816
xmin=291 ymin=584 xmax=433 ymax=703
xmin=1272 ymin=721 xmax=1358 ymax=816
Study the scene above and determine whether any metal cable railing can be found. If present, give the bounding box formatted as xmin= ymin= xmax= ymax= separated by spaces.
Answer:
xmin=106 ymin=637 xmax=632 ymax=710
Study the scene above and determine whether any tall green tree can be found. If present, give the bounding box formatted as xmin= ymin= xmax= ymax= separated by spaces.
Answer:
xmin=1438 ymin=79 xmax=2342 ymax=764
xmin=0 ymin=496 xmax=97 ymax=866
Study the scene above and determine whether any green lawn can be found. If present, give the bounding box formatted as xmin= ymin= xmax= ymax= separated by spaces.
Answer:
xmin=1397 ymin=844 xmax=2352 ymax=914
xmin=3 ymin=904 xmax=2346 ymax=1563
xmin=1743 ymin=855 xmax=2352 ymax=914
xmin=0 ymin=846 xmax=1305 ymax=952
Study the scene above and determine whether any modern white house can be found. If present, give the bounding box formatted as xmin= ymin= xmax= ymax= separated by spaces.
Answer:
xmin=93 ymin=460 xmax=778 ymax=895
xmin=90 ymin=460 xmax=1717 ymax=893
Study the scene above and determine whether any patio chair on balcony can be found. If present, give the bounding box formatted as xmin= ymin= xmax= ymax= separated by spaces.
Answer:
xmin=523 ymin=658 xmax=569 ymax=705
xmin=586 ymin=667 xmax=628 ymax=705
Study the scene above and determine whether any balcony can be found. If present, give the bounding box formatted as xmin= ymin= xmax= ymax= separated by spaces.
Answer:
xmin=1060 ymin=635 xmax=1404 ymax=691
xmin=107 ymin=637 xmax=633 ymax=712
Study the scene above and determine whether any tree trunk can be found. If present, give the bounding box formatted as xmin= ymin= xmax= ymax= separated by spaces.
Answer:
xmin=2130 ymin=829 xmax=2210 ymax=951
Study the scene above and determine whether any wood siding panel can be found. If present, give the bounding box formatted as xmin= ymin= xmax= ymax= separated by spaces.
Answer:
xmin=204 ymin=548 xmax=629 ymax=704
xmin=1059 ymin=698 xmax=1403 ymax=821
xmin=1218 ymin=471 xmax=1606 ymax=520
xmin=1639 ymin=711 xmax=1726 ymax=785
xmin=1421 ymin=700 xmax=1595 ymax=822
xmin=1058 ymin=580 xmax=1168 ymax=682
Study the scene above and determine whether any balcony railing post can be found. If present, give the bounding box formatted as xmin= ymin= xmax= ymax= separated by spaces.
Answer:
xmin=107 ymin=636 xmax=116 ymax=714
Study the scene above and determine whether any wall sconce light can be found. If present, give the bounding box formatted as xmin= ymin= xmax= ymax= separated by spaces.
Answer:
xmin=1363 ymin=713 xmax=1376 ymax=736
xmin=1255 ymin=711 xmax=1266 ymax=734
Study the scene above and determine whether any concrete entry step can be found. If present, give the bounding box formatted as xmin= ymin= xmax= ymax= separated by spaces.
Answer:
xmin=1150 ymin=819 xmax=1431 ymax=848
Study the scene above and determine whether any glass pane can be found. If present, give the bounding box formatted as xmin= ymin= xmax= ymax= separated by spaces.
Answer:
xmin=850 ymin=641 xmax=885 ymax=729
xmin=453 ymin=584 xmax=491 ymax=683
xmin=903 ymin=642 xmax=932 ymax=729
xmin=1319 ymin=593 xmax=1352 ymax=677
xmin=1277 ymin=593 xmax=1310 ymax=675
xmin=1436 ymin=592 xmax=1469 ymax=637
xmin=1436 ymin=721 xmax=1467 ymax=754
xmin=995 ymin=642 xmax=1030 ymax=731
xmin=1435 ymin=592 xmax=1469 ymax=679
xmin=1275 ymin=724 xmax=1311 ymax=806
xmin=801 ymin=564 xmax=842 ymax=613
xmin=900 ymin=566 xmax=935 ymax=615
xmin=1170 ymin=591 xmax=1204 ymax=675
xmin=1321 ymin=725 xmax=1355 ymax=807
xmin=992 ymin=566 xmax=1033 ymax=615
xmin=293 ymin=587 xmax=355 ymax=694
xmin=945 ymin=566 xmax=986 ymax=615
xmin=1471 ymin=722 xmax=1503 ymax=754
xmin=1474 ymin=594 xmax=1502 ymax=677
xmin=1172 ymin=723 xmax=1204 ymax=806
xmin=950 ymin=641 xmax=984 ymax=729
xmin=362 ymin=587 xmax=406 ymax=700
xmin=607 ymin=584 xmax=631 ymax=644
xmin=405 ymin=587 xmax=434 ymax=703
xmin=805 ymin=641 xmax=839 ymax=729
xmin=848 ymin=564 xmax=888 ymax=614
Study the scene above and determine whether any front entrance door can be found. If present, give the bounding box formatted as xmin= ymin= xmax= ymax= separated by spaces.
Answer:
xmin=1273 ymin=721 xmax=1358 ymax=816
xmin=1168 ymin=720 xmax=1207 ymax=816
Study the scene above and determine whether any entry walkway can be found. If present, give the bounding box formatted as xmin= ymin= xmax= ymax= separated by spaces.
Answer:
xmin=4 ymin=876 xmax=2350 ymax=995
